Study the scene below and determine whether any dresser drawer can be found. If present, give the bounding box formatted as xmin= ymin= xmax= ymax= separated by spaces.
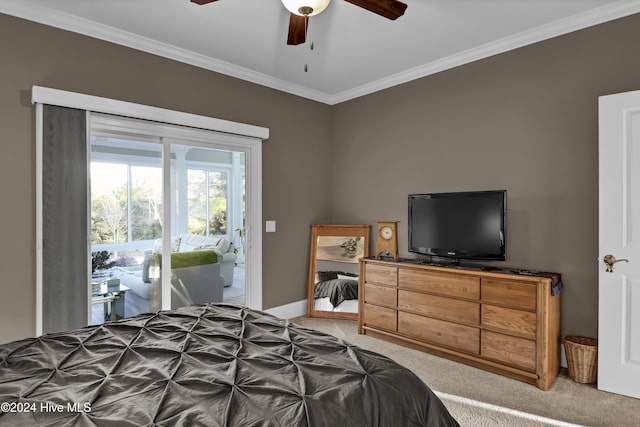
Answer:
xmin=482 ymin=279 xmax=536 ymax=310
xmin=365 ymin=264 xmax=397 ymax=287
xmin=482 ymin=305 xmax=536 ymax=339
xmin=365 ymin=283 xmax=397 ymax=308
xmin=481 ymin=330 xmax=536 ymax=371
xmin=399 ymin=269 xmax=480 ymax=299
xmin=363 ymin=304 xmax=397 ymax=331
xmin=398 ymin=290 xmax=480 ymax=326
xmin=398 ymin=311 xmax=480 ymax=354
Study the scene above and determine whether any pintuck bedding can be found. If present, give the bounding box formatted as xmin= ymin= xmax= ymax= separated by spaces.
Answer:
xmin=0 ymin=304 xmax=459 ymax=426
xmin=313 ymin=270 xmax=360 ymax=313
xmin=314 ymin=278 xmax=358 ymax=308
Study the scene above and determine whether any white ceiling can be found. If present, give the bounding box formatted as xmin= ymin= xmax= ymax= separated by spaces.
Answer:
xmin=2 ymin=0 xmax=640 ymax=104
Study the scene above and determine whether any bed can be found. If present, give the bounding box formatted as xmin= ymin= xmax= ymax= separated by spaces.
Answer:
xmin=0 ymin=304 xmax=458 ymax=426
xmin=313 ymin=271 xmax=359 ymax=313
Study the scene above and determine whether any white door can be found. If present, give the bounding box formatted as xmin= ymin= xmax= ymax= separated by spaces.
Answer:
xmin=598 ymin=89 xmax=640 ymax=398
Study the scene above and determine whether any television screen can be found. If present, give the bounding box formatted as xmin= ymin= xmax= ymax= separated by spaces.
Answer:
xmin=408 ymin=190 xmax=506 ymax=261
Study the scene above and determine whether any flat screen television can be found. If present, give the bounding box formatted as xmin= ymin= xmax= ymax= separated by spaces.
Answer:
xmin=408 ymin=190 xmax=506 ymax=262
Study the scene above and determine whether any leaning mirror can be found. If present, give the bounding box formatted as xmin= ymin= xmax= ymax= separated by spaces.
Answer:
xmin=307 ymin=224 xmax=370 ymax=320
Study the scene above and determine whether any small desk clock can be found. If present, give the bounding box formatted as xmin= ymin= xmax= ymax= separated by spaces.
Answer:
xmin=375 ymin=221 xmax=399 ymax=258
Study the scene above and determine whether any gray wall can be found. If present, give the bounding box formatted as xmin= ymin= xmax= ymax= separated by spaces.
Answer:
xmin=0 ymin=14 xmax=332 ymax=342
xmin=330 ymin=13 xmax=640 ymax=338
xmin=1 ymin=11 xmax=640 ymax=342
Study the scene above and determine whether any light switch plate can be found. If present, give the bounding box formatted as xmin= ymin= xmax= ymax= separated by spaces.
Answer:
xmin=265 ymin=220 xmax=276 ymax=232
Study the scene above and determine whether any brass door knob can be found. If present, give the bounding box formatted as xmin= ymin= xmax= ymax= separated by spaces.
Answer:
xmin=604 ymin=254 xmax=629 ymax=272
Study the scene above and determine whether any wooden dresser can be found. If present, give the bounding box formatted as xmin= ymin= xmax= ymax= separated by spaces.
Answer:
xmin=358 ymin=258 xmax=561 ymax=390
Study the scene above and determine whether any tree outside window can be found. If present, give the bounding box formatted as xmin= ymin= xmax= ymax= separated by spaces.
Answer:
xmin=91 ymin=163 xmax=162 ymax=249
xmin=188 ymin=169 xmax=228 ymax=236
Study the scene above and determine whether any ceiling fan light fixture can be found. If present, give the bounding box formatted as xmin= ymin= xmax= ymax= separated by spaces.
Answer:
xmin=281 ymin=0 xmax=331 ymax=16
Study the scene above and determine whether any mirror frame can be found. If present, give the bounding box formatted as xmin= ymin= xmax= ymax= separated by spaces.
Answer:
xmin=307 ymin=224 xmax=371 ymax=320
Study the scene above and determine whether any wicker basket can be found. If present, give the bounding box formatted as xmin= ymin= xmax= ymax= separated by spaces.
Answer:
xmin=563 ymin=336 xmax=598 ymax=384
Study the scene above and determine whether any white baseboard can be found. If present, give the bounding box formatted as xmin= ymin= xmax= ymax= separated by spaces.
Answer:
xmin=264 ymin=299 xmax=307 ymax=319
xmin=561 ymin=344 xmax=567 ymax=368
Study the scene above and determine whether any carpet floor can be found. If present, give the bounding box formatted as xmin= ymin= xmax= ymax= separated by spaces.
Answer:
xmin=291 ymin=316 xmax=640 ymax=427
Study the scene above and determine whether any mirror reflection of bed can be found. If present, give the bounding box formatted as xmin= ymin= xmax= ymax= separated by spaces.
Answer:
xmin=313 ymin=253 xmax=360 ymax=313
xmin=307 ymin=224 xmax=370 ymax=320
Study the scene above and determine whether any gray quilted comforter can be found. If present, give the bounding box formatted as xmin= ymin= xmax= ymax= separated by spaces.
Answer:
xmin=0 ymin=304 xmax=458 ymax=426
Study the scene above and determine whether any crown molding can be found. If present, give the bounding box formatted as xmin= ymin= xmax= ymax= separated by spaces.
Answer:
xmin=2 ymin=0 xmax=640 ymax=106
xmin=329 ymin=0 xmax=640 ymax=104
xmin=0 ymin=1 xmax=335 ymax=104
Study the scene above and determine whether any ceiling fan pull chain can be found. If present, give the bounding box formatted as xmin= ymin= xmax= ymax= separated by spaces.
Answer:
xmin=305 ymin=17 xmax=313 ymax=72
xmin=304 ymin=16 xmax=310 ymax=72
xmin=305 ymin=41 xmax=313 ymax=72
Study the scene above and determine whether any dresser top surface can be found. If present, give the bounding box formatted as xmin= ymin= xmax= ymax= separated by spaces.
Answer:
xmin=361 ymin=257 xmax=558 ymax=285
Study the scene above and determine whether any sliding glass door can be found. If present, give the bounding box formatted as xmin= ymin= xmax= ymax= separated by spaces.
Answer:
xmin=89 ymin=135 xmax=163 ymax=323
xmin=164 ymin=143 xmax=246 ymax=313
xmin=35 ymin=87 xmax=264 ymax=336
xmin=88 ymin=115 xmax=248 ymax=325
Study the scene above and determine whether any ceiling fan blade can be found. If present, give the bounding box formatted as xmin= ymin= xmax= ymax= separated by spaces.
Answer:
xmin=343 ymin=0 xmax=407 ymax=20
xmin=287 ymin=13 xmax=308 ymax=46
xmin=191 ymin=0 xmax=218 ymax=5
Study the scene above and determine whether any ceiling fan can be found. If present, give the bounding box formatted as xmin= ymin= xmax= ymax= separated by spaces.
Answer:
xmin=191 ymin=0 xmax=408 ymax=46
